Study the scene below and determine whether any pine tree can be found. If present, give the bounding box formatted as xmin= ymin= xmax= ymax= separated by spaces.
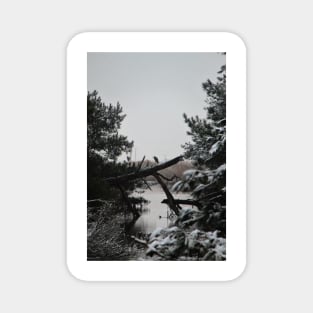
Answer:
xmin=182 ymin=64 xmax=226 ymax=169
xmin=87 ymin=90 xmax=134 ymax=200
xmin=142 ymin=64 xmax=227 ymax=261
xmin=87 ymin=90 xmax=133 ymax=161
xmin=173 ymin=63 xmax=226 ymax=235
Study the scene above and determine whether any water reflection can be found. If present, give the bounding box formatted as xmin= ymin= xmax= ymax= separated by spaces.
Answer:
xmin=129 ymin=185 xmax=190 ymax=235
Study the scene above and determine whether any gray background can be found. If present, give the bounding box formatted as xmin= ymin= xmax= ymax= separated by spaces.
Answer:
xmin=0 ymin=0 xmax=312 ymax=312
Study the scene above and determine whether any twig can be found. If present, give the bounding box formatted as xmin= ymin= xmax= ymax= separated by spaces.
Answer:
xmin=181 ymin=215 xmax=205 ymax=226
xmin=131 ymin=236 xmax=170 ymax=260
xmin=136 ymin=155 xmax=146 ymax=172
xmin=208 ymin=195 xmax=223 ymax=201
xmin=87 ymin=199 xmax=109 ymax=203
xmin=157 ymin=173 xmax=178 ymax=182
xmin=201 ymin=250 xmax=215 ymax=260
xmin=197 ymin=190 xmax=225 ymax=202
xmin=142 ymin=178 xmax=152 ymax=191
xmin=131 ymin=236 xmax=148 ymax=246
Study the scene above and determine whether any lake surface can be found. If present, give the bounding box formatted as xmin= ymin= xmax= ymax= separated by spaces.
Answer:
xmin=129 ymin=185 xmax=191 ymax=235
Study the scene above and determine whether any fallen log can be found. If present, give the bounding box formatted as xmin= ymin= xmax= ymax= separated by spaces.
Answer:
xmin=103 ymin=155 xmax=184 ymax=217
xmin=104 ymin=155 xmax=183 ymax=183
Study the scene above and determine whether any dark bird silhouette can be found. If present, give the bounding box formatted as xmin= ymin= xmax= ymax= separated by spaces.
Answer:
xmin=153 ymin=156 xmax=159 ymax=164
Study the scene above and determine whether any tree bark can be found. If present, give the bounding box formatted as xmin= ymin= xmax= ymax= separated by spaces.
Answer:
xmin=104 ymin=155 xmax=184 ymax=217
xmin=153 ymin=173 xmax=180 ymax=216
xmin=104 ymin=155 xmax=183 ymax=183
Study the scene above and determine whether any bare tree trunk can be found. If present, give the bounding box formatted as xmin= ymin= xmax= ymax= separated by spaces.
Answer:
xmin=104 ymin=155 xmax=183 ymax=183
xmin=104 ymin=155 xmax=184 ymax=217
xmin=153 ymin=173 xmax=180 ymax=216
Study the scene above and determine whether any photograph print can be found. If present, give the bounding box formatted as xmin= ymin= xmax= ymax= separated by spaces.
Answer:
xmin=87 ymin=52 xmax=226 ymax=261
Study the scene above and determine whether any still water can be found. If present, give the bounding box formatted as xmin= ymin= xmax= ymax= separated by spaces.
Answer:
xmin=129 ymin=185 xmax=191 ymax=235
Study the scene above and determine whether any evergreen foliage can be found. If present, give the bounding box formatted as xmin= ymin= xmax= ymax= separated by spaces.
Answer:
xmin=143 ymin=63 xmax=227 ymax=260
xmin=87 ymin=90 xmax=134 ymax=200
xmin=182 ymin=64 xmax=226 ymax=168
xmin=176 ymin=63 xmax=226 ymax=235
xmin=87 ymin=90 xmax=133 ymax=161
xmin=87 ymin=63 xmax=227 ymax=261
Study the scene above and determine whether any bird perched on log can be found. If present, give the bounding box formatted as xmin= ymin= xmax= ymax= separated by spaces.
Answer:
xmin=153 ymin=156 xmax=159 ymax=164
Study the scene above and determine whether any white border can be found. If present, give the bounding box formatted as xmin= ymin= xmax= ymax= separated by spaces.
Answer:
xmin=67 ymin=32 xmax=246 ymax=281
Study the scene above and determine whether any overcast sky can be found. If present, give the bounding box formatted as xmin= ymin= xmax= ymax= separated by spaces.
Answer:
xmin=88 ymin=53 xmax=225 ymax=161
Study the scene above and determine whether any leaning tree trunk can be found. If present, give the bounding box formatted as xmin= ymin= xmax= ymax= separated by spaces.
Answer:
xmin=103 ymin=155 xmax=184 ymax=216
xmin=153 ymin=173 xmax=180 ymax=216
